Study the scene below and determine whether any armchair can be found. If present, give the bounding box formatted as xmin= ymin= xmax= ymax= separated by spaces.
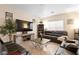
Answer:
xmin=0 ymin=38 xmax=31 ymax=55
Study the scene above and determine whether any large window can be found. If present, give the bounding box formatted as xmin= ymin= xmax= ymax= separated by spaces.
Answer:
xmin=44 ymin=20 xmax=64 ymax=31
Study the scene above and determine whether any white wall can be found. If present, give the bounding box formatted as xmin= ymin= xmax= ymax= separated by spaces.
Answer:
xmin=43 ymin=12 xmax=79 ymax=40
xmin=0 ymin=5 xmax=33 ymax=25
xmin=0 ymin=5 xmax=37 ymax=42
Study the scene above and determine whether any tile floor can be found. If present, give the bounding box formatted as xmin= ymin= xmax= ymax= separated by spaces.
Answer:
xmin=20 ymin=39 xmax=60 ymax=55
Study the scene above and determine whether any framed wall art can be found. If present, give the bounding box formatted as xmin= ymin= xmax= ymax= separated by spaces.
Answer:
xmin=67 ymin=19 xmax=73 ymax=25
xmin=5 ymin=12 xmax=13 ymax=21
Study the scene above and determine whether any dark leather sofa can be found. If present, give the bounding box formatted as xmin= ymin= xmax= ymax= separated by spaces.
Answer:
xmin=55 ymin=44 xmax=78 ymax=55
xmin=55 ymin=40 xmax=79 ymax=55
xmin=43 ymin=31 xmax=68 ymax=44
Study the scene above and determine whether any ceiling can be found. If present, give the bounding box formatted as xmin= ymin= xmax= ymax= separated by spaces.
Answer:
xmin=4 ymin=4 xmax=79 ymax=17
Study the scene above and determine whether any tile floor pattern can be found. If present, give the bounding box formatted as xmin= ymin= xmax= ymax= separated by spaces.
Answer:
xmin=20 ymin=39 xmax=60 ymax=55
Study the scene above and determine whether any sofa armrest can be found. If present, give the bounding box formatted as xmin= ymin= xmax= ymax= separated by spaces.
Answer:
xmin=65 ymin=44 xmax=78 ymax=54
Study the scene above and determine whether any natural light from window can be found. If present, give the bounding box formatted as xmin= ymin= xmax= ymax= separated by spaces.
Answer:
xmin=44 ymin=20 xmax=64 ymax=31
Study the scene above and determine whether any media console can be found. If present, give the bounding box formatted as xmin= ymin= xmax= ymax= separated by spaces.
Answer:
xmin=16 ymin=19 xmax=33 ymax=32
xmin=13 ymin=32 xmax=34 ymax=44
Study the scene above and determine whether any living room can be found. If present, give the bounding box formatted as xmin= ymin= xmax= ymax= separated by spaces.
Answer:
xmin=0 ymin=4 xmax=79 ymax=55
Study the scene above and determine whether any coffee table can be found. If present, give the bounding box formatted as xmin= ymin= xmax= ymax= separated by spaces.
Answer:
xmin=31 ymin=38 xmax=50 ymax=49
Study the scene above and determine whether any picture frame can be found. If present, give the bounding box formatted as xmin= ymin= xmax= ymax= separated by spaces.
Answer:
xmin=67 ymin=19 xmax=73 ymax=24
xmin=5 ymin=12 xmax=13 ymax=21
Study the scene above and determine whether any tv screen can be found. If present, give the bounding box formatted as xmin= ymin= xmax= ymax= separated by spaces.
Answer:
xmin=22 ymin=22 xmax=28 ymax=29
xmin=16 ymin=19 xmax=33 ymax=31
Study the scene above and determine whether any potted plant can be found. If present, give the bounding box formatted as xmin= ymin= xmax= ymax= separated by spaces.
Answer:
xmin=0 ymin=19 xmax=16 ymax=42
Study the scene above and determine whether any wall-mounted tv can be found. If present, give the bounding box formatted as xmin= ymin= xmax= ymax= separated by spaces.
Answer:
xmin=16 ymin=19 xmax=33 ymax=32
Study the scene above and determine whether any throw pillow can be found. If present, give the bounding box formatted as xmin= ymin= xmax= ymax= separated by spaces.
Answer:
xmin=0 ymin=35 xmax=9 ymax=43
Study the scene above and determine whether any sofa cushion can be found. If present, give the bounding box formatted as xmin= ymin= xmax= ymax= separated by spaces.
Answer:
xmin=0 ymin=35 xmax=10 ymax=43
xmin=45 ymin=31 xmax=67 ymax=37
xmin=63 ymin=43 xmax=78 ymax=55
xmin=43 ymin=34 xmax=57 ymax=39
xmin=51 ymin=31 xmax=67 ymax=36
xmin=44 ymin=31 xmax=52 ymax=35
xmin=51 ymin=33 xmax=61 ymax=37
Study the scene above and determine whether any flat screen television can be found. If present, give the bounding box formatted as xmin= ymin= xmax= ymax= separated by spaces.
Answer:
xmin=16 ymin=19 xmax=33 ymax=32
